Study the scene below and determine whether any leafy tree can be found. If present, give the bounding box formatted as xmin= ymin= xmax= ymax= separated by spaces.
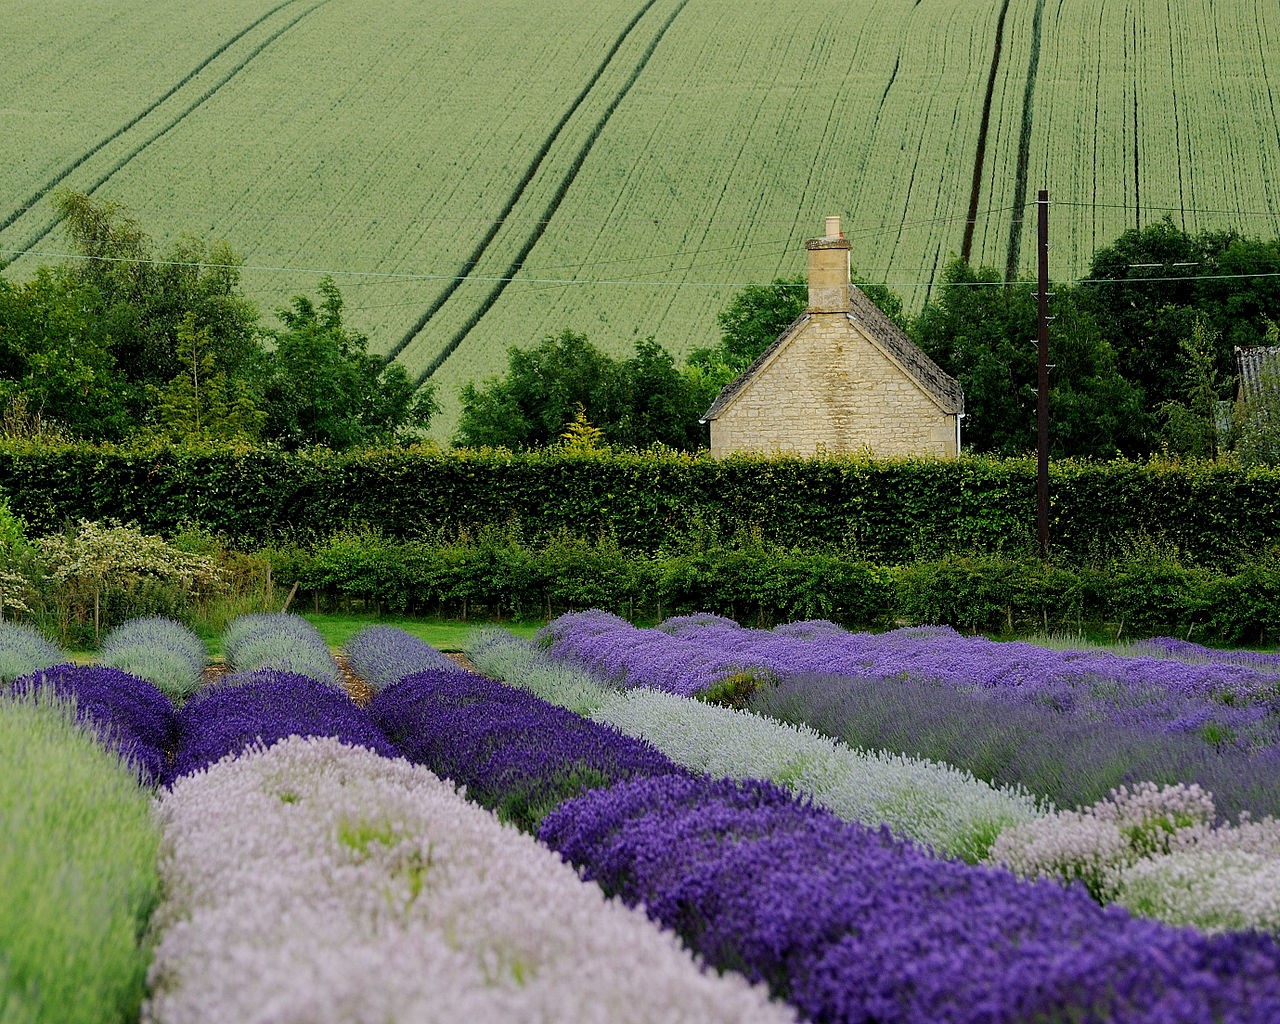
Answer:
xmin=262 ymin=277 xmax=436 ymax=448
xmin=612 ymin=337 xmax=709 ymax=449
xmin=1158 ymin=316 xmax=1224 ymax=459
xmin=456 ymin=330 xmax=622 ymax=449
xmin=1228 ymin=320 xmax=1280 ymax=466
xmin=53 ymin=190 xmax=259 ymax=395
xmin=456 ymin=331 xmax=709 ymax=450
xmin=149 ymin=312 xmax=266 ymax=442
xmin=0 ymin=269 xmax=131 ymax=438
xmin=914 ymin=259 xmax=1148 ymax=457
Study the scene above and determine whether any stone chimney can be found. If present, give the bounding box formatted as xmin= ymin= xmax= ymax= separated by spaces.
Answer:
xmin=806 ymin=215 xmax=850 ymax=312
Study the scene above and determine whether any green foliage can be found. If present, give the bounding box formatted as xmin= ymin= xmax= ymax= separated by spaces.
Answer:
xmin=264 ymin=277 xmax=436 ymax=448
xmin=912 ymin=259 xmax=1147 ymax=457
xmin=1227 ymin=322 xmax=1280 ymax=467
xmin=36 ymin=519 xmax=224 ymax=645
xmin=456 ymin=330 xmax=705 ymax=450
xmin=1158 ymin=316 xmax=1224 ymax=459
xmin=0 ymin=692 xmax=159 ymax=1024
xmin=697 ymin=668 xmax=777 ymax=710
xmin=6 ymin=442 xmax=1280 ymax=573
xmin=150 ymin=312 xmax=266 ymax=442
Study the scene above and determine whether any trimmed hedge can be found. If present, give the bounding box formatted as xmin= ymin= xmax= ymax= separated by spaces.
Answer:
xmin=273 ymin=534 xmax=1280 ymax=647
xmin=3 ymin=440 xmax=1280 ymax=566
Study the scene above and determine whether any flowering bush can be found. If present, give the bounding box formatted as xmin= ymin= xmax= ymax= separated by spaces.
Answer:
xmin=369 ymin=667 xmax=686 ymax=831
xmin=992 ymin=782 xmax=1280 ymax=932
xmin=342 ymin=624 xmax=454 ymax=691
xmin=98 ymin=616 xmax=206 ymax=702
xmin=0 ymin=619 xmax=67 ymax=683
xmin=145 ymin=736 xmax=793 ymax=1024
xmin=6 ymin=663 xmax=175 ymax=785
xmin=169 ymin=669 xmax=394 ymax=783
xmin=589 ymin=686 xmax=1044 ymax=862
xmin=540 ymin=774 xmax=1280 ymax=1023
xmin=2 ymin=692 xmax=159 ymax=1024
xmin=222 ymin=612 xmax=341 ymax=688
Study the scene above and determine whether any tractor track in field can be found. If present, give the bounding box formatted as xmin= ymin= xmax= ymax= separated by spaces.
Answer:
xmin=960 ymin=0 xmax=1011 ymax=265
xmin=401 ymin=0 xmax=693 ymax=388
xmin=382 ymin=0 xmax=670 ymax=368
xmin=0 ymin=1 xmax=303 ymax=237
xmin=1003 ymin=0 xmax=1045 ymax=281
xmin=4 ymin=0 xmax=330 ymax=258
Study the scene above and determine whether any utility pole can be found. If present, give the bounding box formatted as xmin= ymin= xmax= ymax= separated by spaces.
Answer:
xmin=1036 ymin=190 xmax=1051 ymax=559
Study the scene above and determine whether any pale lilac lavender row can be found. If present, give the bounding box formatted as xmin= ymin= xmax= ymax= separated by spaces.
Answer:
xmin=0 ymin=620 xmax=68 ymax=683
xmin=144 ymin=737 xmax=794 ymax=1024
xmin=98 ymin=616 xmax=206 ymax=701
xmin=221 ymin=612 xmax=342 ymax=688
xmin=465 ymin=629 xmax=1043 ymax=861
xmin=754 ymin=669 xmax=1280 ymax=822
xmin=540 ymin=611 xmax=1280 ymax=740
xmin=5 ymin=663 xmax=175 ymax=785
xmin=1135 ymin=636 xmax=1280 ymax=672
xmin=167 ymin=669 xmax=396 ymax=784
xmin=539 ymin=774 xmax=1280 ymax=1024
xmin=342 ymin=624 xmax=455 ymax=691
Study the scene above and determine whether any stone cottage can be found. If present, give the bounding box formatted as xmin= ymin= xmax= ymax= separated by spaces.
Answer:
xmin=701 ymin=217 xmax=964 ymax=457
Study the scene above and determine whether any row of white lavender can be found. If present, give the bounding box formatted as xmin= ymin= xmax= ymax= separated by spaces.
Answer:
xmin=146 ymin=735 xmax=792 ymax=1024
xmin=466 ymin=622 xmax=1280 ymax=935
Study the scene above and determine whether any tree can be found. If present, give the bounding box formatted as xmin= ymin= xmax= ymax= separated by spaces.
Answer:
xmin=149 ymin=312 xmax=266 ymax=442
xmin=0 ymin=269 xmax=131 ymax=438
xmin=262 ymin=277 xmax=435 ymax=448
xmin=914 ymin=259 xmax=1148 ymax=457
xmin=455 ymin=331 xmax=709 ymax=450
xmin=1157 ymin=316 xmax=1224 ymax=459
xmin=53 ymin=190 xmax=259 ymax=398
xmin=1227 ymin=321 xmax=1280 ymax=466
xmin=455 ymin=330 xmax=622 ymax=449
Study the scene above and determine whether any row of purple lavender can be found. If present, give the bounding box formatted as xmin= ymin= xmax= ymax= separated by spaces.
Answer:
xmin=538 ymin=611 xmax=1280 ymax=820
xmin=337 ymin=627 xmax=1280 ymax=1023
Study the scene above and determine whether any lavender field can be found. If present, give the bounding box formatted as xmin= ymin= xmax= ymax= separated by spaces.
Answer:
xmin=3 ymin=612 xmax=1280 ymax=1022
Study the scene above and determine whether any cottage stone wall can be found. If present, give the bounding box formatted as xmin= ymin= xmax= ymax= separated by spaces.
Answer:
xmin=709 ymin=314 xmax=958 ymax=458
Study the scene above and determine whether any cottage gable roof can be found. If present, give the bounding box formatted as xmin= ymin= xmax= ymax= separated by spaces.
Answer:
xmin=1236 ymin=345 xmax=1280 ymax=401
xmin=701 ymin=286 xmax=964 ymax=421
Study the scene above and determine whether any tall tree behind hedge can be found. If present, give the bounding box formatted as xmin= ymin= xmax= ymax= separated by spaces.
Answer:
xmin=262 ymin=277 xmax=436 ymax=449
xmin=455 ymin=330 xmax=707 ymax=450
xmin=913 ymin=260 xmax=1147 ymax=457
xmin=54 ymin=190 xmax=260 ymax=396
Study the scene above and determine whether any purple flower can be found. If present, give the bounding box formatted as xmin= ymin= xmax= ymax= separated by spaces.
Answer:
xmin=343 ymin=625 xmax=455 ymax=691
xmin=369 ymin=667 xmax=687 ymax=830
xmin=7 ymin=664 xmax=175 ymax=784
xmin=169 ymin=669 xmax=395 ymax=783
xmin=539 ymin=775 xmax=1280 ymax=1024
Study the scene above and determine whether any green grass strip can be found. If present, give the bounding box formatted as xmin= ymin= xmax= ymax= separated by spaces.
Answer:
xmin=0 ymin=692 xmax=159 ymax=1024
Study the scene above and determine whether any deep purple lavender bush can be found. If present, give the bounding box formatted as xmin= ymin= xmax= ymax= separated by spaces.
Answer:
xmin=370 ymin=667 xmax=687 ymax=831
xmin=342 ymin=624 xmax=454 ymax=691
xmin=6 ymin=664 xmax=175 ymax=785
xmin=168 ymin=669 xmax=395 ymax=783
xmin=539 ymin=775 xmax=1280 ymax=1024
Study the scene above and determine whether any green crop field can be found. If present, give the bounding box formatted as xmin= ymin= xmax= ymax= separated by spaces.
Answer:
xmin=5 ymin=0 xmax=1280 ymax=439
